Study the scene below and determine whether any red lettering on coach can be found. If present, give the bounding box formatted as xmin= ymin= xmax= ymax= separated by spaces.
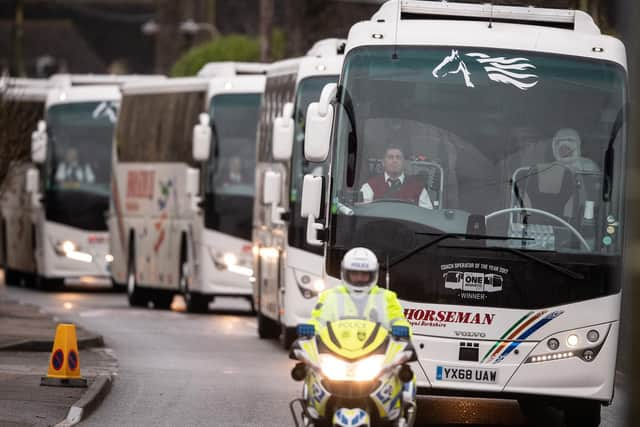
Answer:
xmin=404 ymin=308 xmax=495 ymax=326
xmin=455 ymin=312 xmax=471 ymax=323
xmin=126 ymin=170 xmax=155 ymax=200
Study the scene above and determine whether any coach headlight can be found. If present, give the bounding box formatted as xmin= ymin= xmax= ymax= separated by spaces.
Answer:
xmin=313 ymin=279 xmax=325 ymax=293
xmin=222 ymin=252 xmax=253 ymax=276
xmin=223 ymin=253 xmax=238 ymax=266
xmin=526 ymin=325 xmax=610 ymax=364
xmin=293 ymin=269 xmax=325 ymax=299
xmin=54 ymin=240 xmax=93 ymax=263
xmin=55 ymin=240 xmax=77 ymax=255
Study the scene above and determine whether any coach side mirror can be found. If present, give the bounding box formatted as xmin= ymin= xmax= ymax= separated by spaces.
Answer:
xmin=192 ymin=113 xmax=212 ymax=162
xmin=272 ymin=102 xmax=294 ymax=161
xmin=263 ymin=170 xmax=285 ymax=225
xmin=25 ymin=167 xmax=41 ymax=207
xmin=31 ymin=120 xmax=47 ymax=164
xmin=25 ymin=167 xmax=39 ymax=193
xmin=304 ymin=83 xmax=336 ymax=162
xmin=185 ymin=168 xmax=201 ymax=212
xmin=300 ymin=174 xmax=324 ymax=246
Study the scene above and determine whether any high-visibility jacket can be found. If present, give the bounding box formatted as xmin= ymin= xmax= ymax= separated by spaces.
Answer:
xmin=309 ymin=284 xmax=411 ymax=333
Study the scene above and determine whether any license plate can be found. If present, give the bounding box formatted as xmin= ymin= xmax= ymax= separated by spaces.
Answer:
xmin=436 ymin=366 xmax=497 ymax=384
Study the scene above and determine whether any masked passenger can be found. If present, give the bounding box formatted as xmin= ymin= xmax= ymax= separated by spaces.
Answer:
xmin=551 ymin=128 xmax=599 ymax=173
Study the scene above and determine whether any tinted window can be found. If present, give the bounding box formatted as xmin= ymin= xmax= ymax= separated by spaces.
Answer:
xmin=331 ymin=47 xmax=626 ymax=256
xmin=47 ymin=101 xmax=117 ymax=196
xmin=117 ymin=90 xmax=205 ymax=163
xmin=204 ymin=93 xmax=262 ymax=240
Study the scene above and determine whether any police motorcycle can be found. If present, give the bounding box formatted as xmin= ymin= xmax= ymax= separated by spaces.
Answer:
xmin=289 ymin=319 xmax=418 ymax=427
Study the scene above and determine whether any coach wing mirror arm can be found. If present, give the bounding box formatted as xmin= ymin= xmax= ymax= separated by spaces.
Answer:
xmin=263 ymin=171 xmax=285 ymax=225
xmin=31 ymin=120 xmax=47 ymax=164
xmin=192 ymin=113 xmax=212 ymax=162
xmin=300 ymin=174 xmax=324 ymax=246
xmin=185 ymin=168 xmax=201 ymax=213
xmin=304 ymin=83 xmax=337 ymax=162
xmin=272 ymin=102 xmax=295 ymax=161
xmin=25 ymin=167 xmax=42 ymax=207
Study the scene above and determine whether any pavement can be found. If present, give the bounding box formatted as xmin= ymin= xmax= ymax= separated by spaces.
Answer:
xmin=0 ymin=287 xmax=118 ymax=427
xmin=0 ymin=299 xmax=104 ymax=352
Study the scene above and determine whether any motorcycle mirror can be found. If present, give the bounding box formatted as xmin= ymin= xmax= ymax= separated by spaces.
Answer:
xmin=291 ymin=362 xmax=306 ymax=382
xmin=297 ymin=323 xmax=315 ymax=338
xmin=391 ymin=325 xmax=410 ymax=338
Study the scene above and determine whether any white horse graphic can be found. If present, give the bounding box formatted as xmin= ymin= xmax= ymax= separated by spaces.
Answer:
xmin=433 ymin=49 xmax=539 ymax=91
xmin=432 ymin=49 xmax=475 ymax=88
xmin=92 ymin=101 xmax=118 ymax=123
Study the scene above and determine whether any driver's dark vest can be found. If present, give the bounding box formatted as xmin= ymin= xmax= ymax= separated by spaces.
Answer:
xmin=366 ymin=175 xmax=424 ymax=204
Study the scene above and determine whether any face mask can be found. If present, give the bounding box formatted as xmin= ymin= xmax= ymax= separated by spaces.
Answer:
xmin=557 ymin=141 xmax=577 ymax=159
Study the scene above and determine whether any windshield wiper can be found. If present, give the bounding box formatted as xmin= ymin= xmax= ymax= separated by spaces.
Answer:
xmin=603 ymin=107 xmax=625 ymax=202
xmin=386 ymin=232 xmax=531 ymax=269
xmin=490 ymin=245 xmax=584 ymax=280
xmin=384 ymin=232 xmax=584 ymax=281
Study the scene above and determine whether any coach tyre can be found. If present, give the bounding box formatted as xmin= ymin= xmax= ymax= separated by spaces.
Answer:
xmin=127 ymin=236 xmax=146 ymax=307
xmin=564 ymin=399 xmax=601 ymax=427
xmin=280 ymin=324 xmax=297 ymax=349
xmin=151 ymin=290 xmax=174 ymax=310
xmin=41 ymin=277 xmax=64 ymax=291
xmin=256 ymin=268 xmax=280 ymax=338
xmin=258 ymin=312 xmax=280 ymax=339
xmin=247 ymin=296 xmax=257 ymax=314
xmin=181 ymin=237 xmax=208 ymax=313
xmin=111 ymin=277 xmax=126 ymax=292
xmin=1 ymin=220 xmax=18 ymax=286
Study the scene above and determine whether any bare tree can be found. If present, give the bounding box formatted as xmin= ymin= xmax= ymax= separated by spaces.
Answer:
xmin=13 ymin=0 xmax=26 ymax=77
xmin=574 ymin=0 xmax=605 ymax=28
xmin=0 ymin=87 xmax=43 ymax=196
xmin=283 ymin=0 xmax=304 ymax=57
xmin=259 ymin=0 xmax=274 ymax=61
xmin=154 ymin=0 xmax=184 ymax=75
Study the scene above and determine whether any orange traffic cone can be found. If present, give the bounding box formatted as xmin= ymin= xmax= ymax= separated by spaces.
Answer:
xmin=40 ymin=324 xmax=87 ymax=387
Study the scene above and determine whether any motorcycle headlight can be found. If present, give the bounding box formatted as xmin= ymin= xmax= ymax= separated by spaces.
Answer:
xmin=319 ymin=354 xmax=385 ymax=382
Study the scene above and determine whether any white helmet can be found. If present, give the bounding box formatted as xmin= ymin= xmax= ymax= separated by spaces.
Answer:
xmin=341 ymin=247 xmax=379 ymax=298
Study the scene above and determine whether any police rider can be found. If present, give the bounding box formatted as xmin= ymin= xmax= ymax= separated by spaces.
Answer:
xmin=309 ymin=247 xmax=411 ymax=332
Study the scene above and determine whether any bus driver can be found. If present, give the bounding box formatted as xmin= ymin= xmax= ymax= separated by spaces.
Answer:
xmin=55 ymin=147 xmax=95 ymax=184
xmin=360 ymin=145 xmax=434 ymax=209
